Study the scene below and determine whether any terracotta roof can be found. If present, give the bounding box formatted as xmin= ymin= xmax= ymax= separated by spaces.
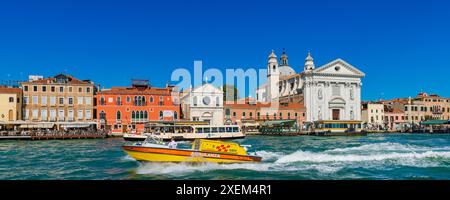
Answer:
xmin=21 ymin=74 xmax=92 ymax=85
xmin=0 ymin=87 xmax=22 ymax=94
xmin=387 ymin=108 xmax=404 ymax=114
xmin=97 ymin=86 xmax=176 ymax=95
xmin=224 ymin=102 xmax=305 ymax=110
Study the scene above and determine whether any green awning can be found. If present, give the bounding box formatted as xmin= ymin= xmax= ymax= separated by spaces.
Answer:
xmin=420 ymin=120 xmax=449 ymax=125
xmin=262 ymin=120 xmax=296 ymax=127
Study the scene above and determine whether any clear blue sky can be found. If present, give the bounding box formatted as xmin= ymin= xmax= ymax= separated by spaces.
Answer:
xmin=0 ymin=0 xmax=449 ymax=100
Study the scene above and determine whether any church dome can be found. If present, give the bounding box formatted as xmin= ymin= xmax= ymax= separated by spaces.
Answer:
xmin=279 ymin=65 xmax=296 ymax=77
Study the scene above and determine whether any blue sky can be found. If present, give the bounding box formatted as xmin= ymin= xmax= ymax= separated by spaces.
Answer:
xmin=0 ymin=0 xmax=449 ymax=100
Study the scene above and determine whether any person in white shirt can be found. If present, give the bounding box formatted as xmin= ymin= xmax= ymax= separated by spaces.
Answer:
xmin=168 ymin=137 xmax=178 ymax=149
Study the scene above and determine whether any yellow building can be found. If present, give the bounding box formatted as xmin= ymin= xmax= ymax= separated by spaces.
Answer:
xmin=0 ymin=87 xmax=22 ymax=122
xmin=20 ymin=74 xmax=95 ymax=123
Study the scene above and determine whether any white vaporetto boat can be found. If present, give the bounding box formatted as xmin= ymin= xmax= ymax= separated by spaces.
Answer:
xmin=123 ymin=124 xmax=245 ymax=141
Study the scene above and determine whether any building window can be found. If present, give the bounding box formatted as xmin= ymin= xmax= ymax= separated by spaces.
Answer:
xmin=78 ymin=110 xmax=84 ymax=120
xmin=216 ymin=96 xmax=220 ymax=107
xmin=86 ymin=87 xmax=91 ymax=93
xmin=86 ymin=110 xmax=91 ymax=119
xmin=150 ymin=96 xmax=154 ymax=103
xmin=77 ymin=97 xmax=83 ymax=105
xmin=126 ymin=96 xmax=131 ymax=103
xmin=59 ymin=97 xmax=64 ymax=105
xmin=233 ymin=112 xmax=236 ymax=117
xmin=9 ymin=97 xmax=14 ymax=103
xmin=159 ymin=111 xmax=163 ymax=120
xmin=249 ymin=112 xmax=253 ymax=118
xmin=85 ymin=97 xmax=91 ymax=105
xmin=159 ymin=96 xmax=163 ymax=106
xmin=117 ymin=111 xmax=121 ymax=121
xmin=100 ymin=97 xmax=105 ymax=105
xmin=288 ymin=112 xmax=291 ymax=119
xmin=42 ymin=86 xmax=47 ymax=92
xmin=117 ymin=96 xmax=122 ymax=105
xmin=41 ymin=110 xmax=47 ymax=121
xmin=33 ymin=86 xmax=38 ymax=92
xmin=32 ymin=96 xmax=38 ymax=105
xmin=42 ymin=96 xmax=47 ymax=105
xmin=78 ymin=87 xmax=82 ymax=93
xmin=100 ymin=111 xmax=106 ymax=120
xmin=51 ymin=86 xmax=55 ymax=92
xmin=193 ymin=96 xmax=198 ymax=106
xmin=131 ymin=111 xmax=135 ymax=120
xmin=174 ymin=111 xmax=178 ymax=120
xmin=68 ymin=97 xmax=73 ymax=105
xmin=59 ymin=87 xmax=64 ymax=92
xmin=242 ymin=112 xmax=246 ymax=118
xmin=144 ymin=111 xmax=148 ymax=120
xmin=50 ymin=96 xmax=56 ymax=105
xmin=257 ymin=112 xmax=260 ymax=119
xmin=24 ymin=86 xmax=28 ymax=91
xmin=68 ymin=87 xmax=72 ymax=92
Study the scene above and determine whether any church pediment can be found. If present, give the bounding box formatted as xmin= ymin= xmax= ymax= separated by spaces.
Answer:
xmin=313 ymin=59 xmax=365 ymax=78
xmin=192 ymin=83 xmax=222 ymax=94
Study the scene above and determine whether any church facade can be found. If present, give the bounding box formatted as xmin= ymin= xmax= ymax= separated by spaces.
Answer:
xmin=256 ymin=50 xmax=365 ymax=123
xmin=181 ymin=83 xmax=224 ymax=126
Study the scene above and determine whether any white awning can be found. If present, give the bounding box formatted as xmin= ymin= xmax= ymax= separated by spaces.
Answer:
xmin=19 ymin=123 xmax=55 ymax=129
xmin=60 ymin=124 xmax=92 ymax=128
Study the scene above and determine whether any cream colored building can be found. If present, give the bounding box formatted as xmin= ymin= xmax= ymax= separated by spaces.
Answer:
xmin=361 ymin=103 xmax=385 ymax=130
xmin=0 ymin=87 xmax=22 ymax=122
xmin=20 ymin=74 xmax=95 ymax=123
xmin=181 ymin=83 xmax=224 ymax=126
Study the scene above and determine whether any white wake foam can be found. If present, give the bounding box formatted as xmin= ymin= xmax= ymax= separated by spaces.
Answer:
xmin=131 ymin=142 xmax=450 ymax=176
xmin=275 ymin=150 xmax=450 ymax=164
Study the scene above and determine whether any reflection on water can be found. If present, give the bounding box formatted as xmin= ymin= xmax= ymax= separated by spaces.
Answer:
xmin=1 ymin=134 xmax=450 ymax=180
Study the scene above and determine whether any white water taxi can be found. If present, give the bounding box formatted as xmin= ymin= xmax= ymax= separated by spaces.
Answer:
xmin=123 ymin=124 xmax=245 ymax=141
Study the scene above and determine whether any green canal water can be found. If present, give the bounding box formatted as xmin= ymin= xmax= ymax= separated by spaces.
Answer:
xmin=1 ymin=134 xmax=450 ymax=180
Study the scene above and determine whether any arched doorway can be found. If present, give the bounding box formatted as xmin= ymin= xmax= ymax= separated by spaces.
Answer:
xmin=329 ymin=98 xmax=346 ymax=120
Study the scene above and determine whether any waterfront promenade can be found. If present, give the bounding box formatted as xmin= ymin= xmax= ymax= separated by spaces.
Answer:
xmin=0 ymin=130 xmax=107 ymax=140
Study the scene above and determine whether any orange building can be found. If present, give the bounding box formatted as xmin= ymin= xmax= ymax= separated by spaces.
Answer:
xmin=223 ymin=98 xmax=306 ymax=126
xmin=96 ymin=80 xmax=180 ymax=134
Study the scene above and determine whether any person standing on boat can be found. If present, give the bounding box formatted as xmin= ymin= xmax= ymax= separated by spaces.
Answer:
xmin=168 ymin=137 xmax=178 ymax=149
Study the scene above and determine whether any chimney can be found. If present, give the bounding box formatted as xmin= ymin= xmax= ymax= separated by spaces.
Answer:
xmin=97 ymin=84 xmax=101 ymax=92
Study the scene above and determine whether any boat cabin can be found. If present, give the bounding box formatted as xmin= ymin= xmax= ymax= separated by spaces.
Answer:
xmin=313 ymin=120 xmax=363 ymax=133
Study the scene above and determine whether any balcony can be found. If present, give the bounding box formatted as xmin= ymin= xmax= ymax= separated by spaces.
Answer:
xmin=131 ymin=119 xmax=148 ymax=123
xmin=133 ymin=102 xmax=147 ymax=106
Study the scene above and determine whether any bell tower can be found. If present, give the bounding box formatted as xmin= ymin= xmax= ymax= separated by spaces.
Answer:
xmin=304 ymin=52 xmax=315 ymax=71
xmin=267 ymin=49 xmax=279 ymax=101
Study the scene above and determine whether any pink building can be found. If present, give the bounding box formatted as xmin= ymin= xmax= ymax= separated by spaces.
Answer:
xmin=384 ymin=108 xmax=406 ymax=131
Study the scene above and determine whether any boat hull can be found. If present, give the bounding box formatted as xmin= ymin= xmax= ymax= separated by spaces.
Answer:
xmin=123 ymin=146 xmax=261 ymax=163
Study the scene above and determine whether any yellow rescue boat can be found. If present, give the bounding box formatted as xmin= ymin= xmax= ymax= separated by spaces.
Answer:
xmin=122 ymin=137 xmax=262 ymax=163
